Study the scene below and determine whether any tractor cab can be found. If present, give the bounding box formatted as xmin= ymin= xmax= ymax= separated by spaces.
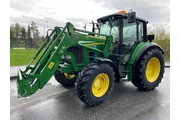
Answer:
xmin=96 ymin=10 xmax=149 ymax=62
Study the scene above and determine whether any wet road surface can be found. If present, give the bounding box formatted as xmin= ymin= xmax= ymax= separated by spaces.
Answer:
xmin=10 ymin=68 xmax=170 ymax=120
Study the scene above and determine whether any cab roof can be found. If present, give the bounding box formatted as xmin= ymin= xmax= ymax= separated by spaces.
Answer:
xmin=97 ymin=11 xmax=147 ymax=23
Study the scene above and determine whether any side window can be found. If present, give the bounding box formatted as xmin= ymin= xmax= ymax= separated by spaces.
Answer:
xmin=111 ymin=26 xmax=119 ymax=42
xmin=137 ymin=22 xmax=143 ymax=42
xmin=99 ymin=21 xmax=110 ymax=35
xmin=123 ymin=19 xmax=137 ymax=45
xmin=99 ymin=20 xmax=120 ymax=42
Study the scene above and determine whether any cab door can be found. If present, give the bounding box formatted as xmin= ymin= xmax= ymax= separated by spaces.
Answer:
xmin=121 ymin=18 xmax=144 ymax=63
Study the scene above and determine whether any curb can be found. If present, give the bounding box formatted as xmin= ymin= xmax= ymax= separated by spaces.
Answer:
xmin=10 ymin=65 xmax=170 ymax=80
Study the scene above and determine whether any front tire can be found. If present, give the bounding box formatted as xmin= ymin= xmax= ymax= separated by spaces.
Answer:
xmin=132 ymin=48 xmax=165 ymax=91
xmin=76 ymin=63 xmax=115 ymax=106
xmin=54 ymin=71 xmax=76 ymax=86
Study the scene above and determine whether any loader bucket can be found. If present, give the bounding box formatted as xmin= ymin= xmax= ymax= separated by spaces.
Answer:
xmin=17 ymin=70 xmax=34 ymax=98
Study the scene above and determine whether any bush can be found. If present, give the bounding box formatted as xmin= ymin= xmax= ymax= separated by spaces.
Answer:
xmin=148 ymin=25 xmax=170 ymax=62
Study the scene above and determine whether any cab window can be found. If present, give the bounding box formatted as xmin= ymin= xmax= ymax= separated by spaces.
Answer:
xmin=123 ymin=19 xmax=144 ymax=45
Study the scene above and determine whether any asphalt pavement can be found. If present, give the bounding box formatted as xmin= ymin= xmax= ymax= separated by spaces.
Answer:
xmin=10 ymin=68 xmax=170 ymax=120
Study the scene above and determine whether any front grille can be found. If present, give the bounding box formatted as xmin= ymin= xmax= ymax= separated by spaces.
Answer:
xmin=67 ymin=47 xmax=84 ymax=64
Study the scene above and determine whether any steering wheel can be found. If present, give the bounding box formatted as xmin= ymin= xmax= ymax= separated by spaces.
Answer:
xmin=123 ymin=37 xmax=132 ymax=42
xmin=123 ymin=37 xmax=136 ymax=46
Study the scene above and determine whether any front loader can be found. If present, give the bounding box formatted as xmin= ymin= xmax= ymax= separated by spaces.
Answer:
xmin=17 ymin=10 xmax=165 ymax=106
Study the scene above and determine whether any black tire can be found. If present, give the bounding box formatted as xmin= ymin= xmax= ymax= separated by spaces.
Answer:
xmin=76 ymin=63 xmax=115 ymax=106
xmin=132 ymin=48 xmax=165 ymax=91
xmin=54 ymin=71 xmax=76 ymax=86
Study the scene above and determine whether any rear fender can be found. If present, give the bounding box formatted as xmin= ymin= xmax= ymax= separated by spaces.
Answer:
xmin=133 ymin=43 xmax=164 ymax=65
xmin=127 ymin=42 xmax=164 ymax=80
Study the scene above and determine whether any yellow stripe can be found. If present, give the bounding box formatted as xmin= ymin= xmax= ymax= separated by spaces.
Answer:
xmin=85 ymin=43 xmax=105 ymax=46
xmin=85 ymin=36 xmax=106 ymax=40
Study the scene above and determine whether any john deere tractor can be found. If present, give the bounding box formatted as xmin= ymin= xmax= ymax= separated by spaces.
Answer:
xmin=17 ymin=10 xmax=164 ymax=106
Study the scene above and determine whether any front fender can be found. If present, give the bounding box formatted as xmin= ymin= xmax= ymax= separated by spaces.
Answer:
xmin=93 ymin=57 xmax=121 ymax=81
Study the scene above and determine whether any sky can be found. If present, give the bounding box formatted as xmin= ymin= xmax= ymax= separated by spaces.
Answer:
xmin=10 ymin=0 xmax=170 ymax=36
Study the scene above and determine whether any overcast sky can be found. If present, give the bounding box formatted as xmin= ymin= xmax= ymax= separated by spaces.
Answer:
xmin=10 ymin=0 xmax=170 ymax=36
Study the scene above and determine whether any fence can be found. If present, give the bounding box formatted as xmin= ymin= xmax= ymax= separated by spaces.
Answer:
xmin=10 ymin=38 xmax=170 ymax=61
xmin=10 ymin=38 xmax=39 ymax=49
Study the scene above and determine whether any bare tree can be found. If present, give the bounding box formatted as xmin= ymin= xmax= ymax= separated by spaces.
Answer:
xmin=148 ymin=25 xmax=170 ymax=61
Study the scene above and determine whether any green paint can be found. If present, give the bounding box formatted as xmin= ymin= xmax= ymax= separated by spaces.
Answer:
xmin=128 ymin=42 xmax=148 ymax=64
xmin=17 ymin=22 xmax=113 ymax=97
xmin=16 ymin=11 xmax=163 ymax=99
xmin=126 ymin=42 xmax=150 ymax=80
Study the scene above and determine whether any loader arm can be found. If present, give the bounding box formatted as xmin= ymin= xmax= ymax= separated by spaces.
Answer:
xmin=17 ymin=24 xmax=67 ymax=97
xmin=17 ymin=22 xmax=112 ymax=98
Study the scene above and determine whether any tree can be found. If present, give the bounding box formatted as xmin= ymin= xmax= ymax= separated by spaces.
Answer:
xmin=10 ymin=25 xmax=15 ymax=39
xmin=41 ymin=35 xmax=46 ymax=41
xmin=30 ymin=21 xmax=39 ymax=39
xmin=27 ymin=25 xmax=31 ymax=39
xmin=148 ymin=25 xmax=170 ymax=61
xmin=14 ymin=23 xmax=21 ymax=38
xmin=148 ymin=24 xmax=170 ymax=41
xmin=20 ymin=27 xmax=27 ymax=39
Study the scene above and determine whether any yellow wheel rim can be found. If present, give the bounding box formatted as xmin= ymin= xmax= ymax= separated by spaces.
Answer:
xmin=64 ymin=73 xmax=75 ymax=80
xmin=92 ymin=73 xmax=110 ymax=97
xmin=145 ymin=57 xmax=161 ymax=82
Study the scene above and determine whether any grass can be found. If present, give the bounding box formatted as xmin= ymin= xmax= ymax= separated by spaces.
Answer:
xmin=10 ymin=49 xmax=170 ymax=66
xmin=10 ymin=49 xmax=38 ymax=66
xmin=165 ymin=55 xmax=170 ymax=62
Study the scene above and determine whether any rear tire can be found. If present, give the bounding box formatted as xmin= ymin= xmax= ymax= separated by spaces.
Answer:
xmin=132 ymin=48 xmax=165 ymax=91
xmin=76 ymin=63 xmax=115 ymax=106
xmin=54 ymin=71 xmax=76 ymax=86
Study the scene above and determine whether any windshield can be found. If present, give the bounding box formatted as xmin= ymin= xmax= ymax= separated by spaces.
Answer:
xmin=99 ymin=20 xmax=119 ymax=42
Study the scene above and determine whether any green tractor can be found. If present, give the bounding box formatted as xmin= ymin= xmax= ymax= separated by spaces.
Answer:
xmin=17 ymin=10 xmax=165 ymax=106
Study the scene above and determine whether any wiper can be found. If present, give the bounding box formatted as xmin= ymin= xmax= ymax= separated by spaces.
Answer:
xmin=112 ymin=27 xmax=118 ymax=34
xmin=109 ymin=20 xmax=119 ymax=35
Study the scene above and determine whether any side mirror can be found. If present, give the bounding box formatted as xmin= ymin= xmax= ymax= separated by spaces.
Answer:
xmin=83 ymin=24 xmax=87 ymax=30
xmin=96 ymin=23 xmax=99 ymax=28
xmin=147 ymin=35 xmax=155 ymax=42
xmin=127 ymin=12 xmax=136 ymax=23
